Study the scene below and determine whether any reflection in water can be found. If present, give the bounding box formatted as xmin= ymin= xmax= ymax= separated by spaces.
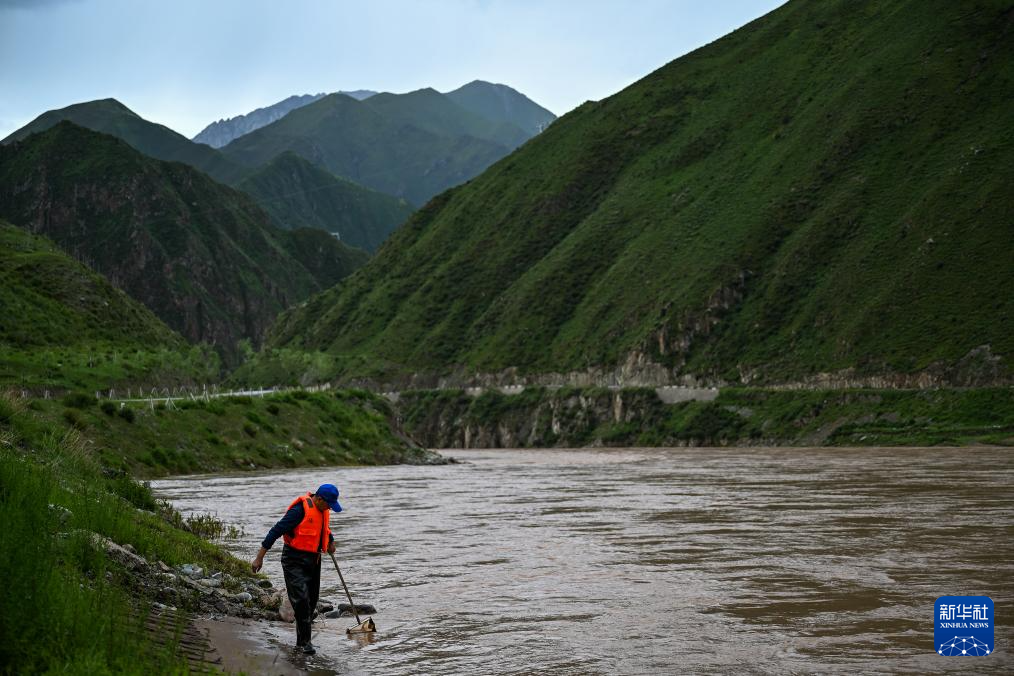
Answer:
xmin=155 ymin=447 xmax=1014 ymax=674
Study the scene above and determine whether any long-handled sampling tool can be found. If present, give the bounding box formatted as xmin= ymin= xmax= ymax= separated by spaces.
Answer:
xmin=328 ymin=551 xmax=377 ymax=634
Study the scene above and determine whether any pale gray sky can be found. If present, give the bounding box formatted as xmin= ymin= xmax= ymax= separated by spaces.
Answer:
xmin=0 ymin=0 xmax=785 ymax=139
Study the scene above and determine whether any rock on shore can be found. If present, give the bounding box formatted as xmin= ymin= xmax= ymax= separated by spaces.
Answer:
xmin=91 ymin=533 xmax=282 ymax=620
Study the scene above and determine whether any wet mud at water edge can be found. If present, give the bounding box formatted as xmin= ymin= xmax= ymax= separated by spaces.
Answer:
xmin=154 ymin=447 xmax=1014 ymax=675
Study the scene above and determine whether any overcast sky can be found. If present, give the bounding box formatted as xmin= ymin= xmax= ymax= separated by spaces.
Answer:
xmin=0 ymin=0 xmax=785 ymax=139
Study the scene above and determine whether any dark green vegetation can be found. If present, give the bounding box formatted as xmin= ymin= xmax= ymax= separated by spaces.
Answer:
xmin=2 ymin=98 xmax=415 ymax=252
xmin=446 ymin=80 xmax=556 ymax=136
xmin=0 ymin=122 xmax=366 ymax=358
xmin=220 ymin=84 xmax=556 ymax=206
xmin=24 ymin=388 xmax=433 ymax=478
xmin=0 ymin=394 xmax=252 ymax=674
xmin=362 ymin=87 xmax=530 ymax=150
xmin=0 ymin=221 xmax=217 ymax=391
xmin=227 ymin=347 xmax=348 ymax=387
xmin=238 ymin=152 xmax=414 ymax=252
xmin=2 ymin=97 xmax=248 ymax=184
xmin=399 ymin=386 xmax=1014 ymax=449
xmin=271 ymin=0 xmax=1014 ymax=385
xmin=4 ymin=84 xmax=557 ymax=253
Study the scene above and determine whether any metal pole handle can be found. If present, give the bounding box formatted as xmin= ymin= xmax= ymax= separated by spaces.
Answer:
xmin=328 ymin=551 xmax=363 ymax=625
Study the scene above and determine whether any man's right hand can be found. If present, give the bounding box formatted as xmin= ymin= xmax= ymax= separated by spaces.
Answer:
xmin=251 ymin=546 xmax=268 ymax=573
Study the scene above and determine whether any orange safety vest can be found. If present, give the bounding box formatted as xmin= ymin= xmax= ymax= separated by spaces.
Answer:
xmin=281 ymin=492 xmax=331 ymax=553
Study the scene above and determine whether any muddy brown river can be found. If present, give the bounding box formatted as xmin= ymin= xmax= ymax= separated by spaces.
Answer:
xmin=154 ymin=447 xmax=1013 ymax=674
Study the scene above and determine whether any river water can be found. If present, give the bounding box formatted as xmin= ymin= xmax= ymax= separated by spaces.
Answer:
xmin=154 ymin=447 xmax=1014 ymax=675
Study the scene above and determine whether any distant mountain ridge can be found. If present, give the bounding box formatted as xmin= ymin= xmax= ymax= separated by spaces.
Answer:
xmin=4 ymin=80 xmax=556 ymax=251
xmin=2 ymin=98 xmax=416 ymax=249
xmin=192 ymin=93 xmax=327 ymax=148
xmin=192 ymin=82 xmax=548 ymax=153
xmin=2 ymin=98 xmax=249 ymax=184
xmin=445 ymin=80 xmax=555 ymax=136
xmin=220 ymin=82 xmax=557 ymax=206
xmin=0 ymin=122 xmax=368 ymax=357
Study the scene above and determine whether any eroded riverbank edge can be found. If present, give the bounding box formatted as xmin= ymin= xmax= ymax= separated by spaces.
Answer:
xmin=397 ymin=386 xmax=1014 ymax=448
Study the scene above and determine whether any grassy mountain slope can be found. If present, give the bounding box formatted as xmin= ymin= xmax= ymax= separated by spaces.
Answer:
xmin=2 ymin=98 xmax=248 ymax=184
xmin=0 ymin=122 xmax=365 ymax=358
xmin=270 ymin=0 xmax=1014 ymax=385
xmin=219 ymin=92 xmax=517 ymax=206
xmin=363 ymin=87 xmax=530 ymax=149
xmin=0 ymin=222 xmax=179 ymax=348
xmin=0 ymin=221 xmax=216 ymax=390
xmin=238 ymin=151 xmax=414 ymax=252
xmin=446 ymin=80 xmax=556 ymax=136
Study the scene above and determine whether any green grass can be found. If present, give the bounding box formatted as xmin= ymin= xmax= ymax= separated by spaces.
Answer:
xmin=22 ymin=388 xmax=429 ymax=478
xmin=0 ymin=221 xmax=220 ymax=391
xmin=0 ymin=394 xmax=252 ymax=674
xmin=269 ymin=0 xmax=1013 ymax=385
xmin=397 ymin=386 xmax=1014 ymax=448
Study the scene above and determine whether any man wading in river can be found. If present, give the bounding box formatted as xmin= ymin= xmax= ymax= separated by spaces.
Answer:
xmin=251 ymin=484 xmax=342 ymax=655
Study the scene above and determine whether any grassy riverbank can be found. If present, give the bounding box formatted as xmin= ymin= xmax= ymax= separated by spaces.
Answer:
xmin=0 ymin=394 xmax=252 ymax=674
xmin=19 ymin=388 xmax=435 ymax=477
xmin=398 ymin=386 xmax=1014 ymax=448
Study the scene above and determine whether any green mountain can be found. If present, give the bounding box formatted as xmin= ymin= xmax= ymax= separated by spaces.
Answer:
xmin=0 ymin=122 xmax=366 ymax=359
xmin=446 ymin=80 xmax=556 ymax=136
xmin=362 ymin=87 xmax=530 ymax=150
xmin=269 ymin=0 xmax=1014 ymax=385
xmin=237 ymin=152 xmax=413 ymax=252
xmin=0 ymin=220 xmax=218 ymax=389
xmin=219 ymin=91 xmax=525 ymax=206
xmin=1 ymin=98 xmax=248 ymax=184
xmin=3 ymin=98 xmax=415 ymax=249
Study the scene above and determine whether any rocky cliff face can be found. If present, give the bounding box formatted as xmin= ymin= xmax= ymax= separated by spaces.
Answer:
xmin=192 ymin=94 xmax=326 ymax=148
xmin=396 ymin=384 xmax=1014 ymax=449
xmin=397 ymin=388 xmax=667 ymax=449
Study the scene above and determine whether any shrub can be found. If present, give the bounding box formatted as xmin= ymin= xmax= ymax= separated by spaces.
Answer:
xmin=106 ymin=476 xmax=157 ymax=511
xmin=61 ymin=408 xmax=87 ymax=430
xmin=243 ymin=423 xmax=257 ymax=437
xmin=118 ymin=407 xmax=136 ymax=423
xmin=266 ymin=403 xmax=280 ymax=416
xmin=62 ymin=391 xmax=96 ymax=409
xmin=100 ymin=401 xmax=116 ymax=416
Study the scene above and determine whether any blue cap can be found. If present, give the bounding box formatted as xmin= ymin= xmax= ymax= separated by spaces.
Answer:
xmin=315 ymin=484 xmax=342 ymax=512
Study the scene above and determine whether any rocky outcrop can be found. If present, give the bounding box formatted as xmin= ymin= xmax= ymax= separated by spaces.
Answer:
xmin=398 ymin=387 xmax=669 ymax=448
xmin=193 ymin=94 xmax=327 ymax=148
xmin=90 ymin=533 xmax=282 ymax=620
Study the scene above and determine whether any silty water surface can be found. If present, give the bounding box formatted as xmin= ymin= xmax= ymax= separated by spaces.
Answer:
xmin=154 ymin=446 xmax=1014 ymax=674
